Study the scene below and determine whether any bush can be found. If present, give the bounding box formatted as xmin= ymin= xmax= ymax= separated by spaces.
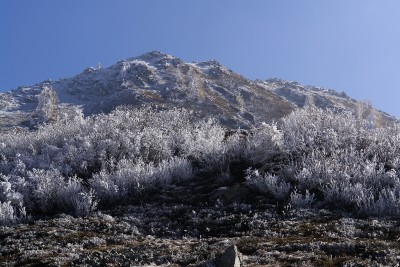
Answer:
xmin=0 ymin=201 xmax=17 ymax=225
xmin=245 ymin=106 xmax=400 ymax=216
xmin=70 ymin=189 xmax=98 ymax=217
xmin=2 ymin=104 xmax=400 ymax=224
xmin=245 ymin=169 xmax=291 ymax=201
xmin=289 ymin=189 xmax=314 ymax=209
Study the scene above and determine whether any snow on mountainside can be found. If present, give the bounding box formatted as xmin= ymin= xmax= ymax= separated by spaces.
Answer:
xmin=0 ymin=51 xmax=396 ymax=130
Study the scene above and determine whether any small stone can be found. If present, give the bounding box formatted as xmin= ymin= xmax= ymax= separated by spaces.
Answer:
xmin=218 ymin=245 xmax=241 ymax=267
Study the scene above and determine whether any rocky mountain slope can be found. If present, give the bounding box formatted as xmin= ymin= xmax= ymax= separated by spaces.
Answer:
xmin=0 ymin=51 xmax=396 ymax=131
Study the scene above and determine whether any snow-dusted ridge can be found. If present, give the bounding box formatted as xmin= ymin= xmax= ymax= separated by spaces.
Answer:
xmin=0 ymin=51 xmax=396 ymax=130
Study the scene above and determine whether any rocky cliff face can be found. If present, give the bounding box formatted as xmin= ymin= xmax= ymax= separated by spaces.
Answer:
xmin=0 ymin=51 xmax=396 ymax=130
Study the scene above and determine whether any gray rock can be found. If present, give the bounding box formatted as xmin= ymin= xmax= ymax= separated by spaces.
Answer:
xmin=218 ymin=245 xmax=241 ymax=267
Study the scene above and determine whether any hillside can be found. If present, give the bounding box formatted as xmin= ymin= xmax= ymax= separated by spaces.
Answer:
xmin=0 ymin=51 xmax=396 ymax=131
xmin=2 ymin=52 xmax=400 ymax=266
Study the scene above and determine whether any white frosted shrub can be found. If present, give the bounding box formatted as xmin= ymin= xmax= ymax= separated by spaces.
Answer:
xmin=0 ymin=107 xmax=218 ymax=182
xmin=0 ymin=201 xmax=16 ymax=225
xmin=294 ymin=167 xmax=320 ymax=192
xmin=70 ymin=189 xmax=98 ymax=217
xmin=0 ymin=107 xmax=198 ymax=178
xmin=90 ymin=159 xmax=150 ymax=203
xmin=322 ymin=182 xmax=368 ymax=210
xmin=294 ymin=148 xmax=372 ymax=191
xmin=0 ymin=180 xmax=12 ymax=201
xmin=3 ymin=104 xmax=400 ymax=223
xmin=1 ymin=189 xmax=24 ymax=210
xmin=289 ymin=189 xmax=314 ymax=209
xmin=56 ymin=177 xmax=98 ymax=216
xmin=139 ymin=127 xmax=173 ymax=163
xmin=220 ymin=130 xmax=251 ymax=163
xmin=91 ymin=157 xmax=193 ymax=204
xmin=366 ymin=189 xmax=400 ymax=217
xmin=154 ymin=157 xmax=193 ymax=185
xmin=243 ymin=107 xmax=400 ymax=216
xmin=281 ymin=107 xmax=364 ymax=155
xmin=0 ymin=107 xmax=206 ymax=222
xmin=245 ymin=169 xmax=291 ymax=201
xmin=180 ymin=118 xmax=227 ymax=170
xmin=25 ymin=168 xmax=66 ymax=213
xmin=246 ymin=122 xmax=283 ymax=165
xmin=90 ymin=170 xmax=120 ymax=204
xmin=36 ymin=85 xmax=59 ymax=123
xmin=0 ymin=176 xmax=26 ymax=225
xmin=292 ymin=141 xmax=400 ymax=214
xmin=168 ymin=157 xmax=194 ymax=182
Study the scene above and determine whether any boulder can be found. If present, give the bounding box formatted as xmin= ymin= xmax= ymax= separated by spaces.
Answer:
xmin=218 ymin=245 xmax=241 ymax=267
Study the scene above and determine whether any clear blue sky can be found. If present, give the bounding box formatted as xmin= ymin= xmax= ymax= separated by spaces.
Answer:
xmin=1 ymin=1 xmax=400 ymax=117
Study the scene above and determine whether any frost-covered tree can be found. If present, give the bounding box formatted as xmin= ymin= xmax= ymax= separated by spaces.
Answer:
xmin=36 ymin=85 xmax=59 ymax=123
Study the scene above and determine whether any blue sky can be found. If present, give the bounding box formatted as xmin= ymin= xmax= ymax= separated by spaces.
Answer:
xmin=1 ymin=1 xmax=400 ymax=117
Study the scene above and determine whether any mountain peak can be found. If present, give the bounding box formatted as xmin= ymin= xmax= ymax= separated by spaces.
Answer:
xmin=0 ymin=51 xmax=397 ymax=132
xmin=118 ymin=51 xmax=184 ymax=69
xmin=134 ymin=51 xmax=177 ymax=61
